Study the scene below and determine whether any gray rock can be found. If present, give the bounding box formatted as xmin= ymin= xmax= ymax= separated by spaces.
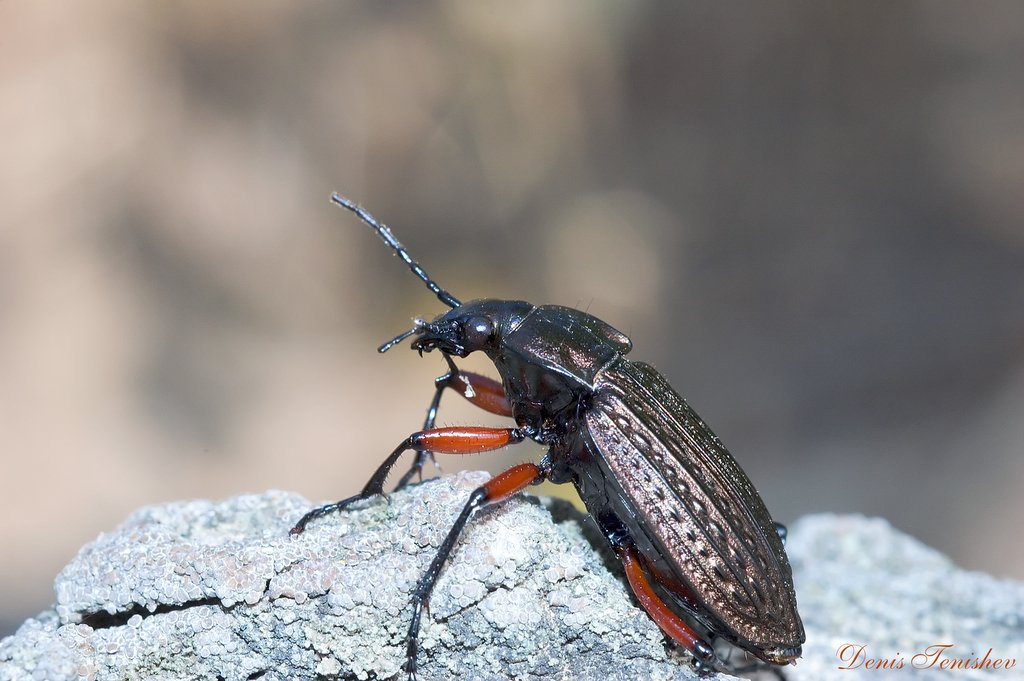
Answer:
xmin=786 ymin=515 xmax=1024 ymax=681
xmin=2 ymin=474 xmax=1022 ymax=680
xmin=0 ymin=472 xmax=712 ymax=681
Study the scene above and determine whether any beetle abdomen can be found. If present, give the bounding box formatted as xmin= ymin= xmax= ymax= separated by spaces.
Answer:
xmin=583 ymin=360 xmax=804 ymax=658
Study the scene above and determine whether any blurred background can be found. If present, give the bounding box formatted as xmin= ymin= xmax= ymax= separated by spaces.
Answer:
xmin=2 ymin=1 xmax=1023 ymax=636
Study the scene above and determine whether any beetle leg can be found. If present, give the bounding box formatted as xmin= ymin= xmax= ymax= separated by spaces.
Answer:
xmin=404 ymin=462 xmax=547 ymax=681
xmin=614 ymin=541 xmax=717 ymax=674
xmin=396 ymin=354 xmax=515 ymax=491
xmin=443 ymin=371 xmax=514 ymax=416
xmin=620 ymin=539 xmax=791 ymax=679
xmin=394 ymin=373 xmax=449 ymax=491
xmin=291 ymin=426 xmax=527 ymax=534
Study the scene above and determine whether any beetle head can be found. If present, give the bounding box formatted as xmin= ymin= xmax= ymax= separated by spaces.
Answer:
xmin=328 ymin=195 xmax=534 ymax=358
xmin=380 ymin=299 xmax=534 ymax=357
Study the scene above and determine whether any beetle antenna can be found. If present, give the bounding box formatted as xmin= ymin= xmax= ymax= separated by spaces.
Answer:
xmin=331 ymin=193 xmax=461 ymax=309
xmin=377 ymin=324 xmax=420 ymax=354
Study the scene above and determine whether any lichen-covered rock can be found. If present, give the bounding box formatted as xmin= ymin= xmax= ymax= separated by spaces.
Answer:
xmin=787 ymin=515 xmax=1024 ymax=680
xmin=3 ymin=476 xmax=1022 ymax=681
xmin=0 ymin=472 xmax=708 ymax=681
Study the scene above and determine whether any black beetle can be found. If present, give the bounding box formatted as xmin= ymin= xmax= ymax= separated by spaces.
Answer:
xmin=291 ymin=194 xmax=805 ymax=679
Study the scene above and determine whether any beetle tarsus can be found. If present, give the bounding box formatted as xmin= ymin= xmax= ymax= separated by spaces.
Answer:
xmin=403 ymin=594 xmax=426 ymax=681
xmin=289 ymin=492 xmax=370 ymax=535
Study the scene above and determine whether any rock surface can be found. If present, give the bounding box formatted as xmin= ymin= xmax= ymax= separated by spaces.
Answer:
xmin=785 ymin=515 xmax=1024 ymax=680
xmin=0 ymin=472 xmax=706 ymax=681
xmin=1 ymin=472 xmax=1022 ymax=680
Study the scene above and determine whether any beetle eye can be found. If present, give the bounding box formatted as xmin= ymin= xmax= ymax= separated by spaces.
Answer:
xmin=463 ymin=316 xmax=495 ymax=348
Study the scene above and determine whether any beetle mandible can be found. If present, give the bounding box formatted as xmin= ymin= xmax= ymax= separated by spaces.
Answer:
xmin=291 ymin=193 xmax=805 ymax=679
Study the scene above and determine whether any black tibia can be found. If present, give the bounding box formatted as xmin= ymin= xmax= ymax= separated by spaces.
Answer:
xmin=290 ymin=428 xmax=432 ymax=535
xmin=403 ymin=463 xmax=547 ymax=681
xmin=395 ymin=356 xmax=458 ymax=491
xmin=291 ymin=424 xmax=526 ymax=535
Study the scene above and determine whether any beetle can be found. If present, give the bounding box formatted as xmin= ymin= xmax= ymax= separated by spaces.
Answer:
xmin=291 ymin=193 xmax=805 ymax=679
